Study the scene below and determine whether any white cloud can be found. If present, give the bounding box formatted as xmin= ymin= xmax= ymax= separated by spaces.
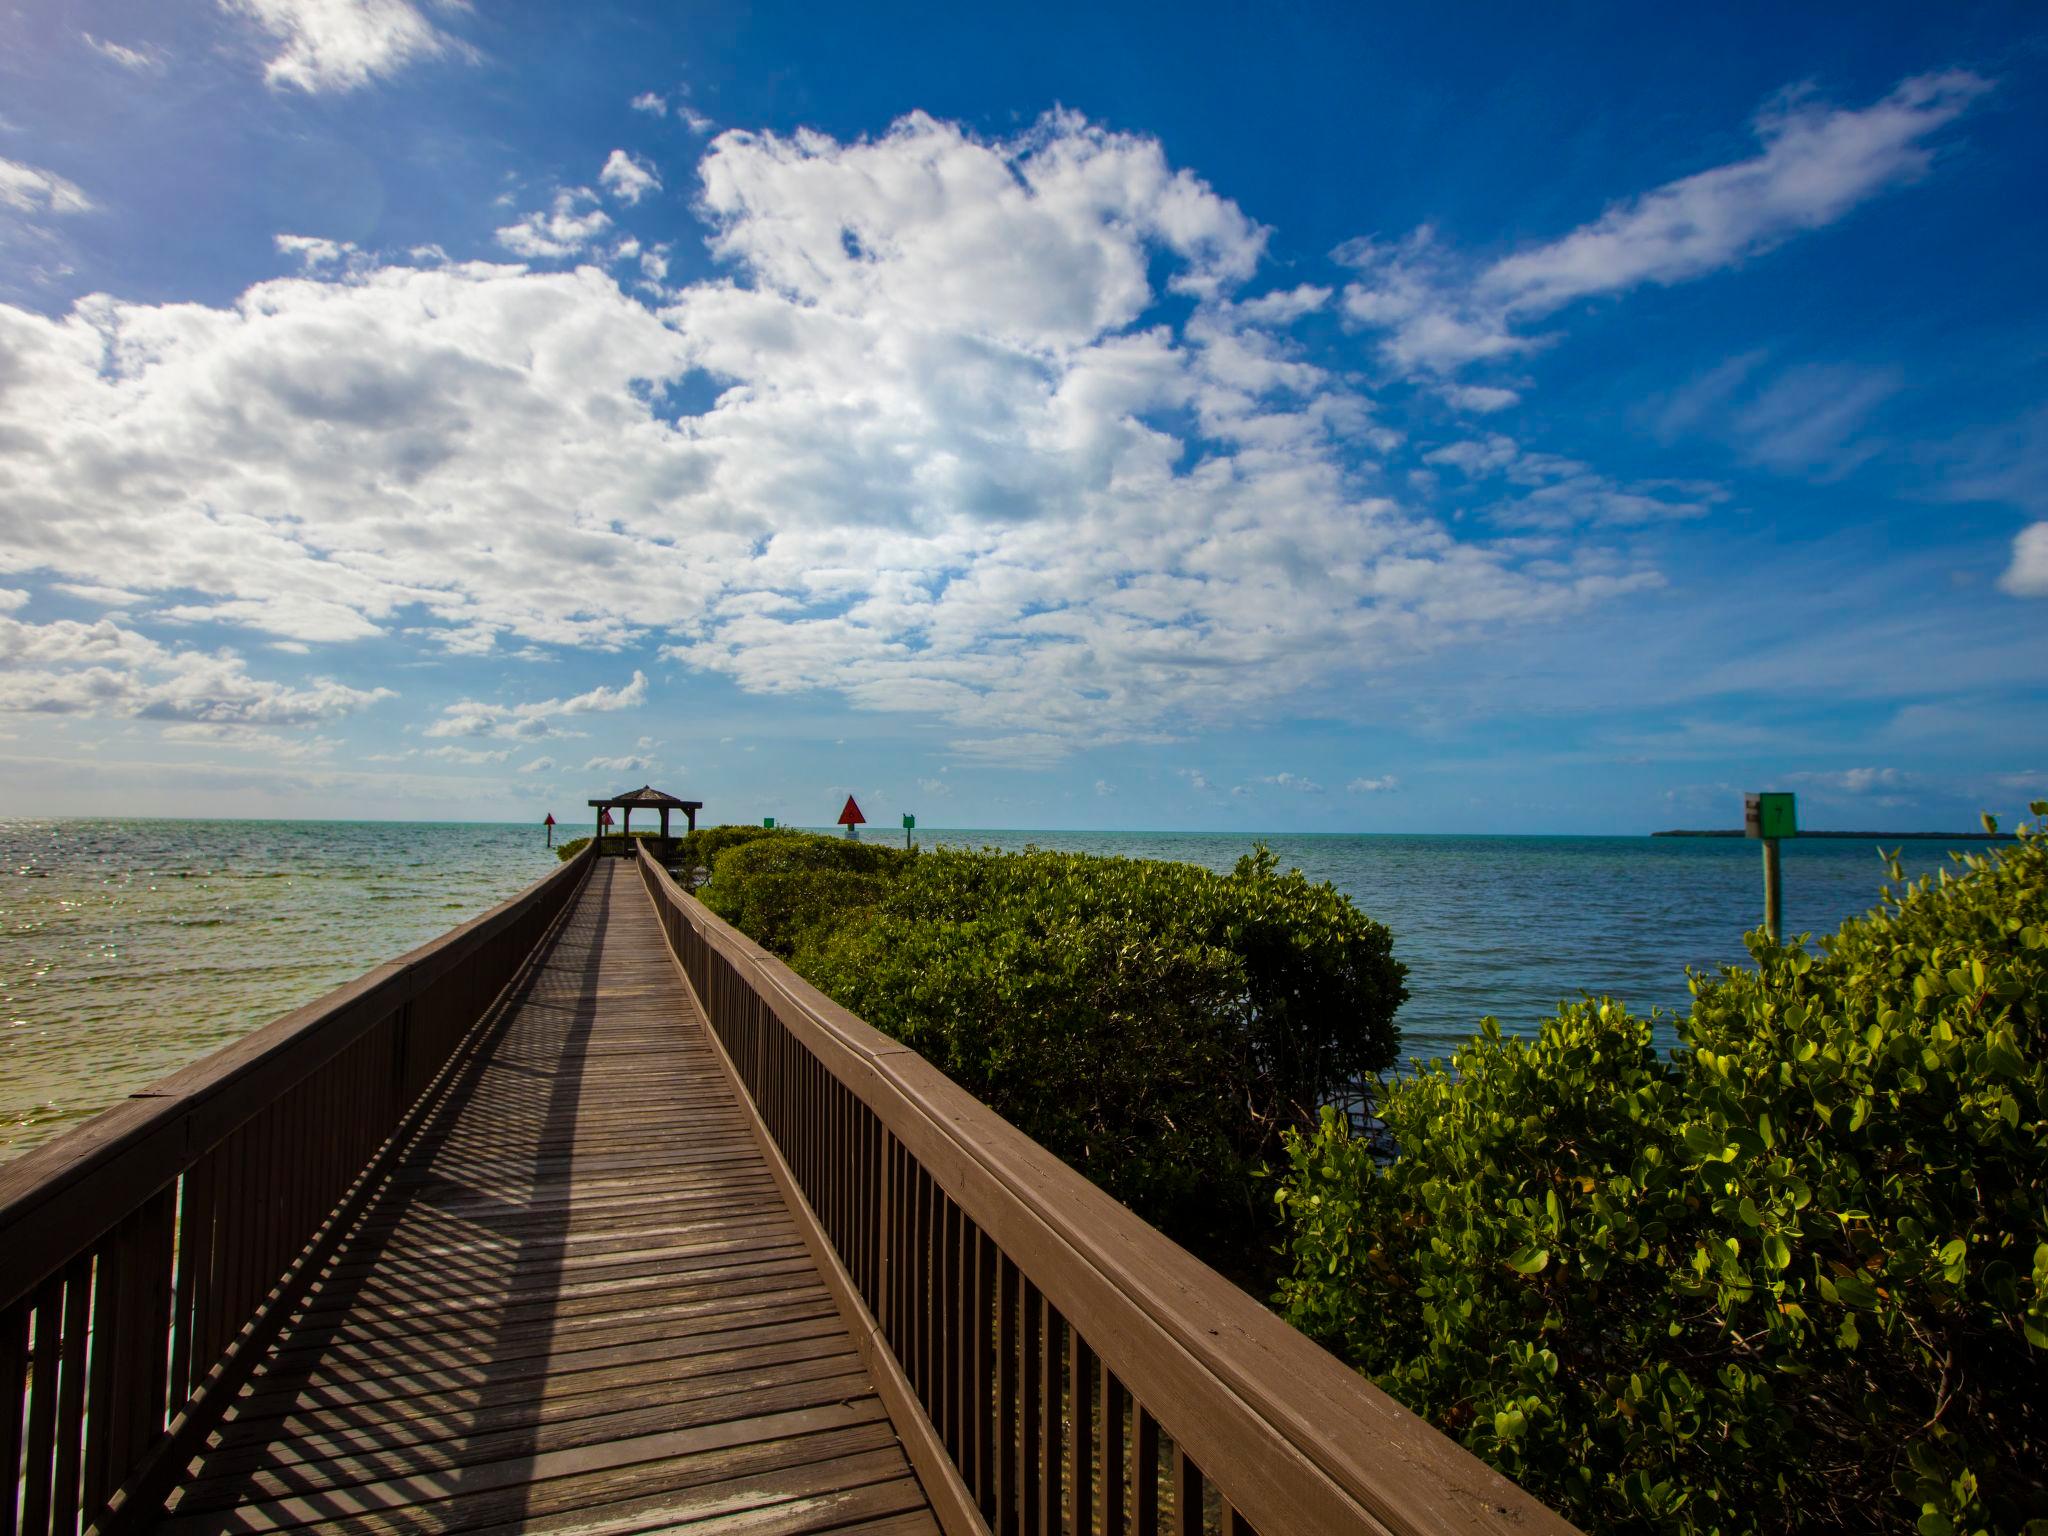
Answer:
xmin=2001 ymin=523 xmax=2048 ymax=598
xmin=1346 ymin=774 xmax=1398 ymax=793
xmin=0 ymin=589 xmax=27 ymax=612
xmin=584 ymin=753 xmax=653 ymax=774
xmin=1094 ymin=778 xmax=1116 ymax=797
xmin=222 ymin=0 xmax=470 ymax=93
xmin=600 ymin=150 xmax=661 ymax=206
xmin=495 ymin=189 xmax=612 ymax=259
xmin=1343 ymin=71 xmax=1988 ymax=380
xmin=1261 ymin=771 xmax=1324 ymax=793
xmin=1175 ymin=768 xmax=1213 ymax=792
xmin=630 ymin=92 xmax=667 ymax=115
xmin=916 ymin=776 xmax=950 ymax=796
xmin=0 ymin=616 xmax=391 ymax=725
xmin=425 ymin=743 xmax=510 ymax=764
xmin=274 ymin=233 xmax=359 ymax=271
xmin=0 ymin=159 xmax=92 ymax=216
xmin=518 ymin=755 xmax=555 ymax=774
xmin=1440 ymin=384 xmax=1519 ymax=414
xmin=1789 ymin=766 xmax=1912 ymax=795
xmin=679 ymin=106 xmax=716 ymax=135
xmin=1424 ymin=434 xmax=1719 ymax=528
xmin=428 ymin=671 xmax=649 ymax=740
xmin=83 ymin=33 xmax=162 ymax=71
xmin=0 ymin=110 xmax=1664 ymax=761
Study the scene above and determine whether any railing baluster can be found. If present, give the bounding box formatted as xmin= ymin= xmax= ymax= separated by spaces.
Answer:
xmin=1134 ymin=1403 xmax=1161 ymax=1536
xmin=1 ymin=1299 xmax=27 ymax=1536
xmin=1022 ymin=1278 xmax=1043 ymax=1536
xmin=1069 ymin=1335 xmax=1094 ymax=1536
xmin=1100 ymin=1363 xmax=1127 ymax=1536
xmin=998 ymin=1257 xmax=1020 ymax=1536
xmin=1175 ymin=1445 xmax=1205 ymax=1536
xmin=974 ymin=1225 xmax=996 ymax=1521
xmin=21 ymin=1279 xmax=61 ymax=1536
xmin=50 ymin=1257 xmax=91 ymax=1536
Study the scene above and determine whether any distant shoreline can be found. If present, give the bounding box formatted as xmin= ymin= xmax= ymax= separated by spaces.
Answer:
xmin=1652 ymin=829 xmax=2018 ymax=841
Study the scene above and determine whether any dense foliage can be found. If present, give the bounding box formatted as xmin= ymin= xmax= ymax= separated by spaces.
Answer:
xmin=697 ymin=831 xmax=1407 ymax=1265
xmin=1276 ymin=810 xmax=2048 ymax=1536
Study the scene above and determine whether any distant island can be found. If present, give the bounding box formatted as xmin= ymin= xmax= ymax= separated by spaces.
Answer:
xmin=1653 ymin=828 xmax=2018 ymax=840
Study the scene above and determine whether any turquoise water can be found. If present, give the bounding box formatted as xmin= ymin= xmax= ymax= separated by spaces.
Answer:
xmin=0 ymin=818 xmax=2007 ymax=1163
xmin=0 ymin=819 xmax=561 ymax=1161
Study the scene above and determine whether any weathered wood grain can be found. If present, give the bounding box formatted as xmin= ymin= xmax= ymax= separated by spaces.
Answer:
xmin=155 ymin=861 xmax=931 ymax=1536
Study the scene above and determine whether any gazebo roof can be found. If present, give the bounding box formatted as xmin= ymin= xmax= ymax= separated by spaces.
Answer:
xmin=587 ymin=785 xmax=703 ymax=810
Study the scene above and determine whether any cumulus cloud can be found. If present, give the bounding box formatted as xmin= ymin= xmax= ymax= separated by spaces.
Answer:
xmin=425 ymin=744 xmax=510 ymax=764
xmin=0 ymin=110 xmax=1663 ymax=760
xmin=584 ymin=753 xmax=653 ymax=774
xmin=495 ymin=189 xmax=612 ymax=258
xmin=0 ymin=159 xmax=93 ymax=216
xmin=221 ymin=0 xmax=470 ymax=93
xmin=630 ymin=92 xmax=667 ymax=115
xmin=1343 ymin=71 xmax=1988 ymax=381
xmin=600 ymin=150 xmax=661 ymax=206
xmin=1347 ymin=774 xmax=1398 ymax=793
xmin=0 ymin=616 xmax=391 ymax=725
xmin=428 ymin=672 xmax=649 ymax=740
xmin=274 ymin=233 xmax=359 ymax=271
xmin=518 ymin=755 xmax=555 ymax=774
xmin=2001 ymin=523 xmax=2048 ymax=598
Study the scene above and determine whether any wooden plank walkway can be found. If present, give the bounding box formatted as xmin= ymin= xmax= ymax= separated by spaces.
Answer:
xmin=154 ymin=860 xmax=935 ymax=1536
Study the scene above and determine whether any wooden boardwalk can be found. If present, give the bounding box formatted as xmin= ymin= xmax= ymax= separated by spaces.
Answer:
xmin=154 ymin=860 xmax=935 ymax=1536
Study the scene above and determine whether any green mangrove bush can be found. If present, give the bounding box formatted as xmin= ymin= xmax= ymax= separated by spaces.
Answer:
xmin=699 ymin=835 xmax=1406 ymax=1265
xmin=1276 ymin=809 xmax=2048 ymax=1536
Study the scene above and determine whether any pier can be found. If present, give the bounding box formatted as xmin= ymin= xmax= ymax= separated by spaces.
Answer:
xmin=0 ymin=838 xmax=1573 ymax=1536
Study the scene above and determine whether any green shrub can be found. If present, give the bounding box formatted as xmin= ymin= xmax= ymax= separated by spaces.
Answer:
xmin=703 ymin=836 xmax=1406 ymax=1268
xmin=699 ymin=833 xmax=909 ymax=955
xmin=672 ymin=823 xmax=797 ymax=877
xmin=1275 ymin=809 xmax=2048 ymax=1536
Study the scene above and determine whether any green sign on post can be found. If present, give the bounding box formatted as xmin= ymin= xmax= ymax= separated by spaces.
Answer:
xmin=762 ymin=816 xmax=776 ymax=829
xmin=1745 ymin=792 xmax=1797 ymax=840
xmin=1744 ymin=791 xmax=1796 ymax=943
xmin=902 ymin=811 xmax=915 ymax=849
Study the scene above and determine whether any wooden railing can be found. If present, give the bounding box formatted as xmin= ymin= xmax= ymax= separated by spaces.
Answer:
xmin=0 ymin=843 xmax=594 ymax=1536
xmin=635 ymin=846 xmax=1575 ymax=1536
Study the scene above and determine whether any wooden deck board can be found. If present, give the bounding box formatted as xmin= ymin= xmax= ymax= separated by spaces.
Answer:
xmin=158 ymin=861 xmax=930 ymax=1536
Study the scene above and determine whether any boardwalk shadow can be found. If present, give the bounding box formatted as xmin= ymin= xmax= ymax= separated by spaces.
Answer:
xmin=164 ymin=867 xmax=609 ymax=1531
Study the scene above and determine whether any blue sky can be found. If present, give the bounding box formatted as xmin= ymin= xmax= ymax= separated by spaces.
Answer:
xmin=0 ymin=2 xmax=2043 ymax=833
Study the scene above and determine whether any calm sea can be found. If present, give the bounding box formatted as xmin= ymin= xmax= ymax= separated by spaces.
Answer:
xmin=0 ymin=818 xmax=2004 ymax=1162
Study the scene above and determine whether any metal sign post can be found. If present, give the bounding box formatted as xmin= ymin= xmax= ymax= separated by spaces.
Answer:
xmin=903 ymin=811 xmax=915 ymax=850
xmin=1744 ymin=791 xmax=1797 ymax=942
xmin=544 ymin=812 xmax=555 ymax=847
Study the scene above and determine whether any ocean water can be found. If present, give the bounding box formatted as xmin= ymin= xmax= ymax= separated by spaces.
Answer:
xmin=0 ymin=819 xmax=561 ymax=1162
xmin=0 ymin=818 xmax=2008 ymax=1163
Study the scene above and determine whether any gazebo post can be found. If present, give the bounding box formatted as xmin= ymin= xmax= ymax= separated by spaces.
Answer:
xmin=660 ymin=807 xmax=671 ymax=842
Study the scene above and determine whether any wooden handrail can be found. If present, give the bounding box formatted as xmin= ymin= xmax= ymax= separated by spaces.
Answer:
xmin=635 ymin=845 xmax=1576 ymax=1536
xmin=0 ymin=842 xmax=595 ymax=1536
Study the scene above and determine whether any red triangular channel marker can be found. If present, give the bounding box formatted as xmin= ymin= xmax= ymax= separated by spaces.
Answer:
xmin=838 ymin=795 xmax=866 ymax=827
xmin=544 ymin=813 xmax=555 ymax=826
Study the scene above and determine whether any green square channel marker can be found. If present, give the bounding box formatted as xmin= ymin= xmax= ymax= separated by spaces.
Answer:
xmin=762 ymin=816 xmax=776 ymax=828
xmin=1745 ymin=792 xmax=1797 ymax=839
xmin=902 ymin=813 xmax=915 ymax=829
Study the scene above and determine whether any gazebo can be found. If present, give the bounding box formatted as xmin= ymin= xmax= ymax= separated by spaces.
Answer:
xmin=587 ymin=785 xmax=704 ymax=857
